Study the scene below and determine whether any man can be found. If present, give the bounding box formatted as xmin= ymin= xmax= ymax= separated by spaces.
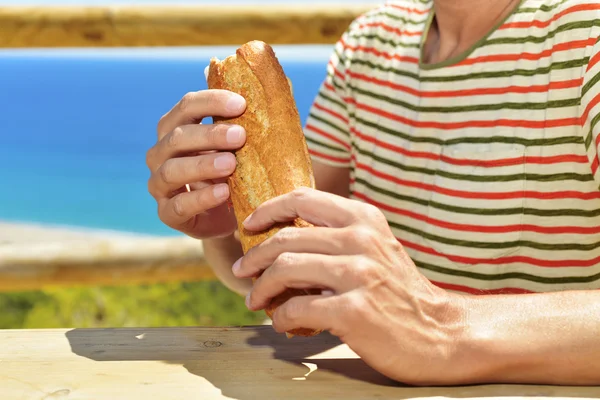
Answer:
xmin=146 ymin=0 xmax=600 ymax=386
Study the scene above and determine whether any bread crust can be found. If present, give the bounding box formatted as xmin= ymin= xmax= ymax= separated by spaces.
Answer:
xmin=207 ymin=41 xmax=321 ymax=338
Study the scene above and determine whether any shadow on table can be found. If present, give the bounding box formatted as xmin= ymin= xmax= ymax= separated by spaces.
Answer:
xmin=64 ymin=326 xmax=596 ymax=400
xmin=241 ymin=326 xmax=402 ymax=386
xmin=65 ymin=325 xmax=403 ymax=399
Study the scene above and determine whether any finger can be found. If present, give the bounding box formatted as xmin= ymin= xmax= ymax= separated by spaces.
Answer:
xmin=233 ymin=226 xmax=349 ymax=279
xmin=149 ymin=152 xmax=236 ymax=199
xmin=157 ymin=90 xmax=246 ymax=139
xmin=246 ymin=254 xmax=355 ymax=311
xmin=187 ymin=176 xmax=228 ymax=192
xmin=242 ymin=187 xmax=357 ymax=231
xmin=147 ymin=123 xmax=245 ymax=172
xmin=187 ymin=180 xmax=213 ymax=192
xmin=271 ymin=294 xmax=345 ymax=336
xmin=158 ymin=183 xmax=230 ymax=228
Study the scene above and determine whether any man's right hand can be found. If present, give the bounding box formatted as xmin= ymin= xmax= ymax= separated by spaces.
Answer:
xmin=146 ymin=89 xmax=246 ymax=239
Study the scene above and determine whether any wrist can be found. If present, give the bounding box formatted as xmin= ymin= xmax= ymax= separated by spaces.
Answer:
xmin=428 ymin=289 xmax=475 ymax=384
xmin=446 ymin=294 xmax=520 ymax=384
xmin=202 ymin=232 xmax=252 ymax=297
xmin=426 ymin=289 xmax=513 ymax=385
xmin=202 ymin=230 xmax=239 ymax=247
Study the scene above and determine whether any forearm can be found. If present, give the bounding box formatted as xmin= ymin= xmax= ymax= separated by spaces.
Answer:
xmin=454 ymin=289 xmax=600 ymax=385
xmin=202 ymin=233 xmax=252 ymax=296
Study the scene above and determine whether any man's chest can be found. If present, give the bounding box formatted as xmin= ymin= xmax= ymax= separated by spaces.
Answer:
xmin=343 ymin=41 xmax=600 ymax=293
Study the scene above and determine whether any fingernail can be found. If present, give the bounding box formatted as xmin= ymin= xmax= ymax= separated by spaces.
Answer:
xmin=226 ymin=126 xmax=244 ymax=144
xmin=232 ymin=258 xmax=241 ymax=275
xmin=214 ymin=154 xmax=234 ymax=170
xmin=242 ymin=214 xmax=253 ymax=227
xmin=213 ymin=184 xmax=229 ymax=200
xmin=245 ymin=293 xmax=252 ymax=309
xmin=226 ymin=94 xmax=245 ymax=113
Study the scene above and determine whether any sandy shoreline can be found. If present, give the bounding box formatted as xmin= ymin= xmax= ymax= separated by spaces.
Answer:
xmin=0 ymin=220 xmax=211 ymax=291
xmin=0 ymin=220 xmax=170 ymax=245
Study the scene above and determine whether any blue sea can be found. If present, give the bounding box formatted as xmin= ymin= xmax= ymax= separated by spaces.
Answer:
xmin=0 ymin=45 xmax=336 ymax=236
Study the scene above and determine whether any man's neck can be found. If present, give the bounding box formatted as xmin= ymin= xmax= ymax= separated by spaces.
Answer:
xmin=422 ymin=0 xmax=521 ymax=65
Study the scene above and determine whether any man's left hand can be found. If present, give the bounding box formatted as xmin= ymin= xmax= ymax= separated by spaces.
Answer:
xmin=232 ymin=187 xmax=467 ymax=385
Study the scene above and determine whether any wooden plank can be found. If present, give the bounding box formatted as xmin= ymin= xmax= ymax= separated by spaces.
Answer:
xmin=0 ymin=236 xmax=215 ymax=291
xmin=0 ymin=5 xmax=372 ymax=48
xmin=0 ymin=326 xmax=598 ymax=399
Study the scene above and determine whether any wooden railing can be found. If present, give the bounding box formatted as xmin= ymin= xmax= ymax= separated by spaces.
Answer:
xmin=0 ymin=4 xmax=372 ymax=48
xmin=0 ymin=233 xmax=214 ymax=292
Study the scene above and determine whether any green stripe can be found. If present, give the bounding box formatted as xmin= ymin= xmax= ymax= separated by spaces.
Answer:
xmin=348 ymin=82 xmax=580 ymax=113
xmin=483 ymin=19 xmax=600 ymax=46
xmin=346 ymin=20 xmax=596 ymax=69
xmin=584 ymin=112 xmax=600 ymax=151
xmin=307 ymin=111 xmax=348 ymax=137
xmin=349 ymin=57 xmax=588 ymax=83
xmin=389 ymin=217 xmax=600 ymax=253
xmin=416 ymin=260 xmax=600 ymax=285
xmin=348 ymin=33 xmax=421 ymax=49
xmin=592 ymin=108 xmax=600 ymax=132
xmin=348 ymin=110 xmax=584 ymax=147
xmin=316 ymin=100 xmax=584 ymax=147
xmin=355 ymin=176 xmax=600 ymax=218
xmin=346 ymin=0 xmax=590 ymax=60
xmin=305 ymin=136 xmax=348 ymax=153
xmin=317 ymin=87 xmax=346 ymax=112
xmin=330 ymin=75 xmax=346 ymax=94
xmin=328 ymin=49 xmax=350 ymax=86
xmin=325 ymin=80 xmax=580 ymax=129
xmin=353 ymin=145 xmax=594 ymax=183
xmin=582 ymin=68 xmax=600 ymax=99
xmin=585 ymin=127 xmax=594 ymax=151
xmin=360 ymin=9 xmax=429 ymax=27
xmin=515 ymin=0 xmax=570 ymax=14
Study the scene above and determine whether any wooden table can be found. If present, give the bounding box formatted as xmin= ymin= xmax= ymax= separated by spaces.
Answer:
xmin=1 ymin=326 xmax=598 ymax=399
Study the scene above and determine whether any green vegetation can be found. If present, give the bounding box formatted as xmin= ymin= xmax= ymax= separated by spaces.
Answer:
xmin=0 ymin=281 xmax=266 ymax=329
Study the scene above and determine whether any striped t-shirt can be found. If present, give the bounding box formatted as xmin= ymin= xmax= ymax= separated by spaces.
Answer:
xmin=303 ymin=0 xmax=600 ymax=295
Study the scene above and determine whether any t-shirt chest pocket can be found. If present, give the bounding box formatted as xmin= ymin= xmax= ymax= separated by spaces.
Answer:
xmin=423 ymin=144 xmax=526 ymax=267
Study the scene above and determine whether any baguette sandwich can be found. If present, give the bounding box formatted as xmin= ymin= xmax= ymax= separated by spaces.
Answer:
xmin=206 ymin=41 xmax=322 ymax=338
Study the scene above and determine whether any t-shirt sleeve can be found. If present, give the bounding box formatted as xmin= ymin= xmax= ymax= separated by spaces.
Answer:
xmin=581 ymin=36 xmax=600 ymax=185
xmin=303 ymin=26 xmax=356 ymax=168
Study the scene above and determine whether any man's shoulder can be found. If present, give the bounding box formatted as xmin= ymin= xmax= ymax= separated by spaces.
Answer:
xmin=513 ymin=0 xmax=600 ymax=65
xmin=354 ymin=0 xmax=432 ymax=23
xmin=375 ymin=0 xmax=432 ymax=15
xmin=525 ymin=0 xmax=600 ymax=24
xmin=343 ymin=0 xmax=431 ymax=46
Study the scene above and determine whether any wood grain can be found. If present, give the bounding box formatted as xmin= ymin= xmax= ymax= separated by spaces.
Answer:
xmin=0 ymin=326 xmax=598 ymax=399
xmin=0 ymin=5 xmax=371 ymax=48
